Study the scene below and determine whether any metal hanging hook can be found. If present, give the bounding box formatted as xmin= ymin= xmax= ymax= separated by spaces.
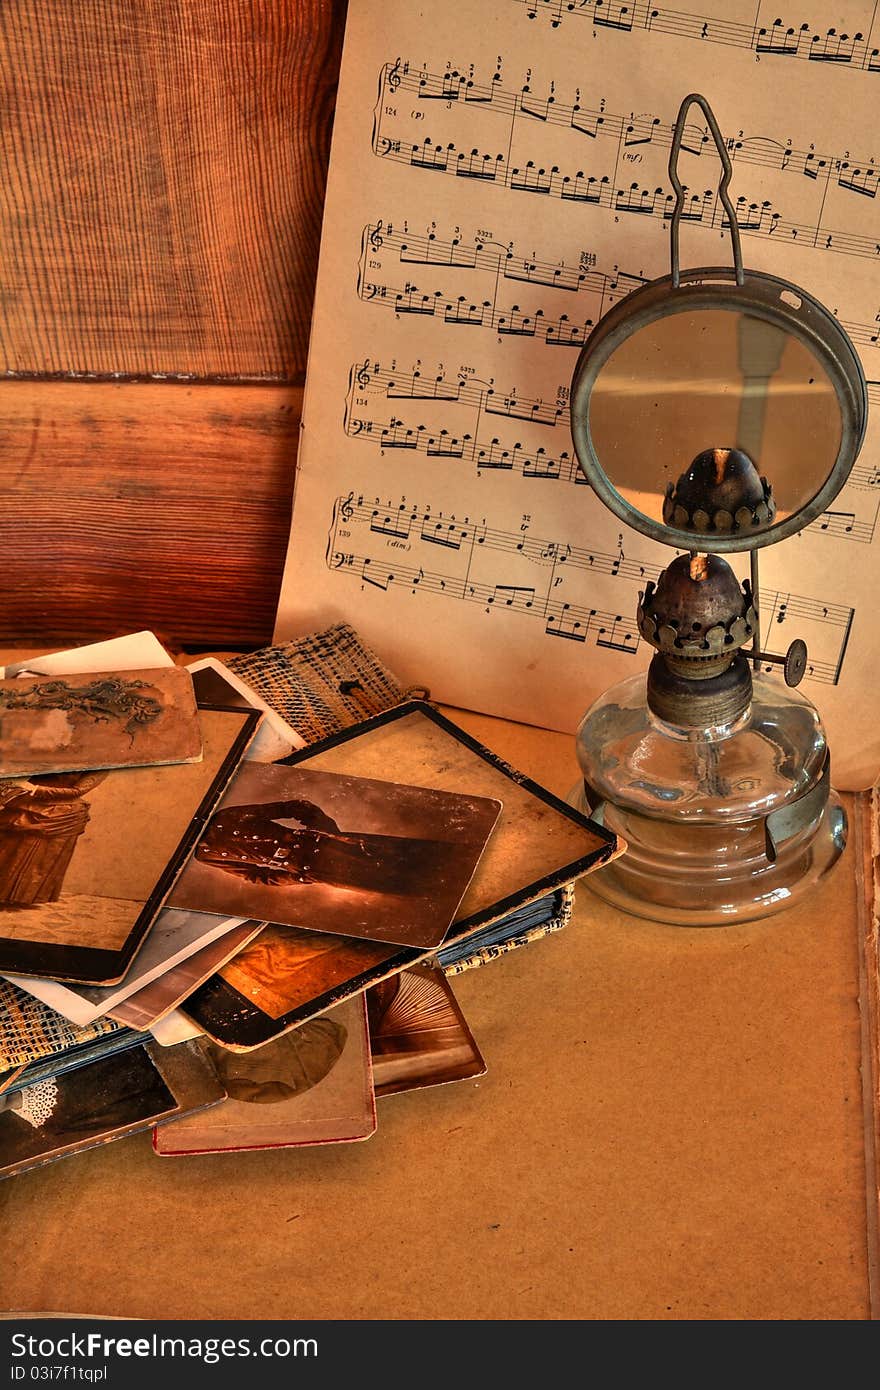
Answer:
xmin=668 ymin=93 xmax=744 ymax=288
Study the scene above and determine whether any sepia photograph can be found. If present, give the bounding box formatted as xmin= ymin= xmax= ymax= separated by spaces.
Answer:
xmin=0 ymin=1038 xmax=224 ymax=1180
xmin=169 ymin=762 xmax=502 ymax=949
xmin=0 ymin=666 xmax=203 ymax=777
xmin=280 ymin=703 xmax=618 ymax=936
xmin=107 ymin=920 xmax=265 ymax=1031
xmin=180 ymin=920 xmax=403 ymax=1050
xmin=179 ymin=701 xmax=618 ymax=1050
xmin=154 ymin=995 xmax=375 ymax=1154
xmin=0 ymin=703 xmax=259 ymax=983
xmin=367 ymin=965 xmax=486 ymax=1098
xmin=8 ymin=908 xmax=252 ymax=1027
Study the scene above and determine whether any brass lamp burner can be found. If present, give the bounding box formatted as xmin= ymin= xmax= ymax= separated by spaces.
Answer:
xmin=662 ymin=447 xmax=775 ymax=535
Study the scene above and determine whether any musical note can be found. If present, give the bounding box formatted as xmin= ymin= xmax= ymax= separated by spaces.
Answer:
xmin=456 ymin=148 xmax=504 ymax=180
xmin=394 ymin=285 xmax=440 ymax=315
xmin=360 ymin=219 xmax=880 ymax=362
xmin=570 ymin=106 xmax=605 ymax=138
xmin=488 ymin=583 xmax=537 ymax=607
xmin=386 ymin=369 xmax=462 ymax=401
xmin=756 ymin=20 xmax=803 ymax=58
xmin=370 ymin=503 xmax=413 ymax=539
xmin=596 ymin=617 xmax=639 ymax=653
xmin=809 ymin=28 xmax=869 ymax=65
xmin=420 ymin=516 xmax=469 ymax=549
xmin=624 ymin=115 xmax=661 ymax=149
xmin=409 ymin=139 xmax=451 ymax=172
xmin=544 ymin=606 xmax=589 ymax=642
xmin=514 ymin=1 xmax=880 ymax=76
xmin=326 ymin=493 xmax=853 ymax=683
xmin=444 ymin=296 xmax=490 ymax=325
xmin=837 ymin=163 xmax=878 ymax=199
xmin=820 ymin=510 xmax=856 ymax=534
xmin=360 ymin=558 xmax=396 ymax=590
xmin=375 ymin=61 xmax=880 ymax=263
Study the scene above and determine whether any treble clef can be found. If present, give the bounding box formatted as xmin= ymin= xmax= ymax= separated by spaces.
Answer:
xmin=370 ymin=220 xmax=385 ymax=253
xmin=356 ymin=358 xmax=372 ymax=390
xmin=340 ymin=492 xmax=355 ymax=525
xmin=387 ymin=57 xmax=402 ymax=92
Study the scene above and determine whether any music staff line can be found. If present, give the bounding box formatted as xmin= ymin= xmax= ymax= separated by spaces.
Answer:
xmin=347 ymin=360 xmax=565 ymax=425
xmin=327 ymin=494 xmax=850 ymax=682
xmin=343 ymin=363 xmax=880 ymax=543
xmin=337 ymin=492 xmax=854 ymax=624
xmin=349 ymin=359 xmax=880 ymax=430
xmin=513 ymin=0 xmax=880 ymax=73
xmin=386 ymin=58 xmax=880 ymax=191
xmin=360 ymin=221 xmax=880 ymax=356
xmin=333 ymin=547 xmax=643 ymax=654
xmin=363 ymin=220 xmax=645 ymax=289
xmin=376 ymin=62 xmax=880 ymax=260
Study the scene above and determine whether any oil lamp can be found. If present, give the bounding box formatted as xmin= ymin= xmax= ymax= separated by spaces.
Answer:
xmin=568 ymin=94 xmax=867 ymax=926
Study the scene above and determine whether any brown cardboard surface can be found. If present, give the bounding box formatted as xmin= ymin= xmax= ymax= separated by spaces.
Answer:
xmin=0 ymin=692 xmax=871 ymax=1320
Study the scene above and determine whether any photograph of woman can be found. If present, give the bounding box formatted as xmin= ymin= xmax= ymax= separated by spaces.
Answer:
xmin=0 ymin=772 xmax=107 ymax=909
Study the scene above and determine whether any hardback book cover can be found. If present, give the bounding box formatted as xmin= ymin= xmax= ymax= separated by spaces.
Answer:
xmin=0 ymin=1038 xmax=224 ymax=1181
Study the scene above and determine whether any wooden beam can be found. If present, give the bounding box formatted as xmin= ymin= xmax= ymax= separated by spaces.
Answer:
xmin=0 ymin=0 xmax=345 ymax=379
xmin=0 ymin=380 xmax=302 ymax=646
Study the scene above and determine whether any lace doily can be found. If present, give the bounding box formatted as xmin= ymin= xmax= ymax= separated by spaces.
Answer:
xmin=15 ymin=1078 xmax=59 ymax=1129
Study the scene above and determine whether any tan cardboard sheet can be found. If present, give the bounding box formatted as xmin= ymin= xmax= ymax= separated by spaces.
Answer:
xmin=0 ymin=692 xmax=872 ymax=1320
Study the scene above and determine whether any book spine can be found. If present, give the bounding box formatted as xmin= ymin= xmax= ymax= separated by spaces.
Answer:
xmin=442 ymin=885 xmax=575 ymax=976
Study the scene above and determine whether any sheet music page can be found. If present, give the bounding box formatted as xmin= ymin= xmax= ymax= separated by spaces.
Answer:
xmin=276 ymin=0 xmax=880 ymax=789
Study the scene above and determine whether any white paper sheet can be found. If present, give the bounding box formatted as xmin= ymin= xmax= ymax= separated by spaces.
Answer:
xmin=5 ymin=911 xmax=247 ymax=1027
xmin=0 ymin=631 xmax=175 ymax=680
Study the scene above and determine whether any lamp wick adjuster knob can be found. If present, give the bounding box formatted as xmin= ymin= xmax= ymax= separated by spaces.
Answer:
xmin=754 ymin=639 xmax=808 ymax=688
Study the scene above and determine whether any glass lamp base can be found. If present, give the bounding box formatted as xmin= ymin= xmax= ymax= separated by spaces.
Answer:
xmin=571 ymin=669 xmax=848 ymax=927
xmin=568 ymin=779 xmax=847 ymax=926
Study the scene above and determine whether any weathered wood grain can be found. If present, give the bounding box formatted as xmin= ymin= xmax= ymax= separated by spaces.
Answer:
xmin=0 ymin=381 xmax=303 ymax=645
xmin=0 ymin=0 xmax=345 ymax=379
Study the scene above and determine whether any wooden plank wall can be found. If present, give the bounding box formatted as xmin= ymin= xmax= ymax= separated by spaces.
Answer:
xmin=0 ymin=0 xmax=346 ymax=646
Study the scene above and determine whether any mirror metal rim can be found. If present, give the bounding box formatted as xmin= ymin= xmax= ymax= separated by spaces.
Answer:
xmin=570 ymin=266 xmax=868 ymax=553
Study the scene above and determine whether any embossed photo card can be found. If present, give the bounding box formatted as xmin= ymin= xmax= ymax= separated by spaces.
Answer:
xmin=0 ymin=666 xmax=202 ymax=777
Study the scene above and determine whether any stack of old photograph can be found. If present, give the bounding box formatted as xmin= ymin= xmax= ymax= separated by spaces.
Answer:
xmin=0 ymin=628 xmax=617 ymax=1178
